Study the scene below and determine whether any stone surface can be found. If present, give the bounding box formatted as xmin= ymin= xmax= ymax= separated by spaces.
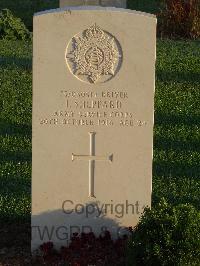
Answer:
xmin=60 ymin=0 xmax=127 ymax=8
xmin=32 ymin=7 xmax=156 ymax=251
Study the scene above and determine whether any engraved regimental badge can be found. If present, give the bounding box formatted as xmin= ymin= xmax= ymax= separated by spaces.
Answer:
xmin=66 ymin=24 xmax=122 ymax=84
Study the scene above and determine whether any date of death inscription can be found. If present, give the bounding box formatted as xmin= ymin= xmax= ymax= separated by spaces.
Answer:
xmin=39 ymin=90 xmax=147 ymax=128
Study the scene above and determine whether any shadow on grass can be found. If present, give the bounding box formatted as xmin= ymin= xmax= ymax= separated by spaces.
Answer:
xmin=0 ymin=216 xmax=30 ymax=249
xmin=0 ymin=174 xmax=31 ymax=239
xmin=0 ymin=151 xmax=31 ymax=163
xmin=154 ymin=138 xmax=200 ymax=153
xmin=0 ymin=170 xmax=30 ymax=185
xmin=0 ymin=56 xmax=32 ymax=71
xmin=155 ymin=112 xmax=200 ymax=127
xmin=0 ymin=121 xmax=31 ymax=162
xmin=153 ymin=161 xmax=200 ymax=178
xmin=0 ymin=175 xmax=31 ymax=207
xmin=156 ymin=70 xmax=200 ymax=83
xmin=153 ymin=111 xmax=200 ymax=178
xmin=0 ymin=120 xmax=31 ymax=162
xmin=0 ymin=120 xmax=31 ymax=137
xmin=152 ymin=175 xmax=200 ymax=208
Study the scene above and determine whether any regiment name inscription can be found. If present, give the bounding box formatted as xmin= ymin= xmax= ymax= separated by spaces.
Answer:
xmin=39 ymin=90 xmax=147 ymax=127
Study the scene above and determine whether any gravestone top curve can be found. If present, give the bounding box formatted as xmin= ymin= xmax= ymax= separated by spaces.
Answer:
xmin=34 ymin=6 xmax=156 ymax=19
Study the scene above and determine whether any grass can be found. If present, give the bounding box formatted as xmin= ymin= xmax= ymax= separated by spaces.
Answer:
xmin=153 ymin=40 xmax=200 ymax=210
xmin=0 ymin=40 xmax=32 ymax=223
xmin=0 ymin=39 xmax=199 ymax=225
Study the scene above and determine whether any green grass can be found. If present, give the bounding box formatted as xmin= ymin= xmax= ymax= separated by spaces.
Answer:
xmin=0 ymin=40 xmax=32 ymax=222
xmin=0 ymin=39 xmax=199 ymax=223
xmin=153 ymin=39 xmax=200 ymax=209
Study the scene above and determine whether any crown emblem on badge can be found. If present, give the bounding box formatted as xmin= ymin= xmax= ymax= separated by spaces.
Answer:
xmin=85 ymin=23 xmax=105 ymax=39
xmin=66 ymin=24 xmax=122 ymax=84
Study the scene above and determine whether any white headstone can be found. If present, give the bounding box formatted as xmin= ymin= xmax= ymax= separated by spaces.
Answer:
xmin=60 ymin=0 xmax=127 ymax=8
xmin=32 ymin=6 xmax=156 ymax=250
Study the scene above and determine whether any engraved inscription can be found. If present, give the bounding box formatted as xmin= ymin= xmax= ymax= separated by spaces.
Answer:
xmin=66 ymin=24 xmax=122 ymax=83
xmin=39 ymin=90 xmax=148 ymax=128
xmin=72 ymin=132 xmax=113 ymax=198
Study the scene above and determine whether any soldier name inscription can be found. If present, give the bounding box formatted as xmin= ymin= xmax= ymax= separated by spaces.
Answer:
xmin=40 ymin=90 xmax=147 ymax=127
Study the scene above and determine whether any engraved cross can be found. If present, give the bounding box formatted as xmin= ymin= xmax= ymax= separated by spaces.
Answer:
xmin=72 ymin=132 xmax=113 ymax=198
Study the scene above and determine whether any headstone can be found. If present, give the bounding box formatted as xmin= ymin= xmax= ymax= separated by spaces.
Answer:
xmin=60 ymin=0 xmax=127 ymax=8
xmin=32 ymin=6 xmax=156 ymax=251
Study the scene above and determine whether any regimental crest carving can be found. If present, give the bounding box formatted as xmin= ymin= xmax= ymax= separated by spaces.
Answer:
xmin=66 ymin=24 xmax=122 ymax=84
